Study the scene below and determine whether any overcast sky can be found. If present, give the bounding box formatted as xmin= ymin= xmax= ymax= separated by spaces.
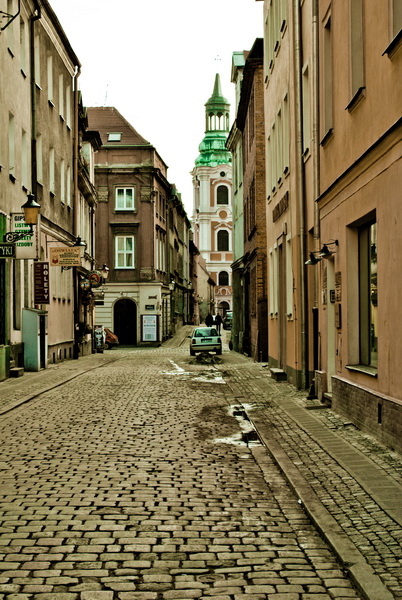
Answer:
xmin=49 ymin=0 xmax=263 ymax=216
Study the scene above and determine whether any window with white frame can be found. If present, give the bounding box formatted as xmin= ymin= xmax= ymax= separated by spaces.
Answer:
xmin=34 ymin=34 xmax=40 ymax=86
xmin=20 ymin=17 xmax=26 ymax=73
xmin=218 ymin=271 xmax=229 ymax=286
xmin=392 ymin=0 xmax=402 ymax=38
xmin=115 ymin=187 xmax=135 ymax=211
xmin=115 ymin=235 xmax=135 ymax=268
xmin=21 ymin=129 xmax=27 ymax=189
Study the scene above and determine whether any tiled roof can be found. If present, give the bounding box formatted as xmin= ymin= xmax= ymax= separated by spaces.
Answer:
xmin=87 ymin=107 xmax=151 ymax=147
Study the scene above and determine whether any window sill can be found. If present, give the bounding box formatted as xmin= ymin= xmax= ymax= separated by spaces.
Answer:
xmin=48 ymin=99 xmax=55 ymax=108
xmin=320 ymin=128 xmax=334 ymax=147
xmin=346 ymin=86 xmax=366 ymax=112
xmin=9 ymin=173 xmax=16 ymax=183
xmin=382 ymin=29 xmax=402 ymax=58
xmin=345 ymin=364 xmax=378 ymax=377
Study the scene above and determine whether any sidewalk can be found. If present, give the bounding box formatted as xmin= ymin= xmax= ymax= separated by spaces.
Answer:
xmin=223 ymin=362 xmax=402 ymax=600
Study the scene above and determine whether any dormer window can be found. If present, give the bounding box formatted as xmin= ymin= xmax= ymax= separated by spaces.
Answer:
xmin=108 ymin=132 xmax=121 ymax=141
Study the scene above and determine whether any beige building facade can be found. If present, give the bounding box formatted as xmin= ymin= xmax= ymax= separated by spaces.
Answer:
xmin=315 ymin=0 xmax=402 ymax=451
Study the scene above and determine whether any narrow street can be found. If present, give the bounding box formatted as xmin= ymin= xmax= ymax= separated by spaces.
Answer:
xmin=0 ymin=332 xmax=401 ymax=600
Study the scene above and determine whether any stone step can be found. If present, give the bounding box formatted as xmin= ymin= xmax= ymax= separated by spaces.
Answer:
xmin=9 ymin=367 xmax=24 ymax=378
xmin=270 ymin=367 xmax=287 ymax=381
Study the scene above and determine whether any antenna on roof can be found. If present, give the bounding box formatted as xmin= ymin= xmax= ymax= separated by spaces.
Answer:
xmin=104 ymin=83 xmax=109 ymax=106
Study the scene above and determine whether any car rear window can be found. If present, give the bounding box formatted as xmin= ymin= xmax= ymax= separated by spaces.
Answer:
xmin=194 ymin=328 xmax=218 ymax=337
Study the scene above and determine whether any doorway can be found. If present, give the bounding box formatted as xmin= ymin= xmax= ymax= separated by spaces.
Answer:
xmin=278 ymin=239 xmax=287 ymax=370
xmin=114 ymin=298 xmax=137 ymax=345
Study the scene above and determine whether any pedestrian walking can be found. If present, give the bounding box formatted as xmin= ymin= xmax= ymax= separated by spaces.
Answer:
xmin=205 ymin=313 xmax=213 ymax=327
xmin=215 ymin=313 xmax=222 ymax=333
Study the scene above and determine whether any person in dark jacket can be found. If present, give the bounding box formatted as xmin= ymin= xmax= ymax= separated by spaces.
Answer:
xmin=205 ymin=313 xmax=213 ymax=327
xmin=215 ymin=313 xmax=223 ymax=334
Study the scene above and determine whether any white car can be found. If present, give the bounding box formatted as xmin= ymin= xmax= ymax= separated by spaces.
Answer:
xmin=190 ymin=326 xmax=222 ymax=356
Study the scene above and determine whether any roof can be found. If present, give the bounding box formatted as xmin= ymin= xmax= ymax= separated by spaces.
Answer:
xmin=86 ymin=107 xmax=151 ymax=147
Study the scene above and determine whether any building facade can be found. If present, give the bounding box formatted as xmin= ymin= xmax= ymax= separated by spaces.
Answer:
xmin=315 ymin=0 xmax=402 ymax=452
xmin=191 ymin=74 xmax=233 ymax=319
xmin=0 ymin=0 xmax=97 ymax=377
xmin=229 ymin=39 xmax=268 ymax=361
xmin=87 ymin=107 xmax=191 ymax=346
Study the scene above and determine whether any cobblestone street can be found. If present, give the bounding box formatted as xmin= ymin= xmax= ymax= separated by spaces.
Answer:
xmin=0 ymin=333 xmax=401 ymax=600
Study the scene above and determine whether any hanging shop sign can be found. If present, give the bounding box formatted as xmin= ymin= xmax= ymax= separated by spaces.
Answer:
xmin=33 ymin=262 xmax=50 ymax=304
xmin=12 ymin=213 xmax=39 ymax=259
xmin=88 ymin=270 xmax=102 ymax=288
xmin=79 ymin=279 xmax=91 ymax=292
xmin=50 ymin=246 xmax=81 ymax=267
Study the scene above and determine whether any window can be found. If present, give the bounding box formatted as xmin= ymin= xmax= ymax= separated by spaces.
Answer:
xmin=8 ymin=113 xmax=15 ymax=178
xmin=322 ymin=14 xmax=333 ymax=138
xmin=34 ymin=34 xmax=40 ymax=86
xmin=37 ymin=134 xmax=43 ymax=183
xmin=60 ymin=159 xmax=65 ymax=203
xmin=115 ymin=235 xmax=135 ymax=268
xmin=115 ymin=187 xmax=135 ymax=211
xmin=20 ymin=17 xmax=26 ymax=73
xmin=66 ymin=166 xmax=71 ymax=206
xmin=49 ymin=147 xmax=55 ymax=194
xmin=349 ymin=0 xmax=364 ymax=101
xmin=21 ymin=129 xmax=27 ymax=189
xmin=216 ymin=185 xmax=229 ymax=205
xmin=302 ymin=63 xmax=311 ymax=153
xmin=108 ymin=132 xmax=121 ymax=141
xmin=66 ymin=85 xmax=71 ymax=128
xmin=47 ymin=56 xmax=53 ymax=103
xmin=218 ymin=271 xmax=229 ymax=286
xmin=59 ymin=74 xmax=64 ymax=118
xmin=217 ymin=230 xmax=229 ymax=252
xmin=359 ymin=221 xmax=377 ymax=368
xmin=392 ymin=0 xmax=402 ymax=38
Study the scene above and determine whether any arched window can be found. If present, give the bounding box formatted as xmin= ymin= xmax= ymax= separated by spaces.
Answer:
xmin=217 ymin=230 xmax=229 ymax=251
xmin=217 ymin=185 xmax=229 ymax=205
xmin=219 ymin=271 xmax=229 ymax=286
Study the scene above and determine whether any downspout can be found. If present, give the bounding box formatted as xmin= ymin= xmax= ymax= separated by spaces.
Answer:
xmin=312 ymin=0 xmax=321 ymax=375
xmin=294 ymin=0 xmax=308 ymax=389
xmin=30 ymin=1 xmax=41 ymax=198
xmin=73 ymin=66 xmax=81 ymax=238
xmin=72 ymin=66 xmax=81 ymax=359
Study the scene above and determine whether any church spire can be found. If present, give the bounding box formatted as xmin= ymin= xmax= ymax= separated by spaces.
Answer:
xmin=195 ymin=73 xmax=231 ymax=167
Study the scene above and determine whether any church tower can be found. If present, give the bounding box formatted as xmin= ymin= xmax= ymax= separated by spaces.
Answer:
xmin=191 ymin=74 xmax=233 ymax=318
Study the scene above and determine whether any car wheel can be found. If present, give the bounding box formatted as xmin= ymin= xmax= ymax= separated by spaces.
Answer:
xmin=190 ymin=348 xmax=195 ymax=356
xmin=216 ymin=347 xmax=222 ymax=355
xmin=105 ymin=342 xmax=111 ymax=350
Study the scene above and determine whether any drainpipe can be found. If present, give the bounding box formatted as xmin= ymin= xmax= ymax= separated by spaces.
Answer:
xmin=30 ymin=1 xmax=41 ymax=198
xmin=294 ymin=0 xmax=308 ymax=389
xmin=312 ymin=0 xmax=321 ymax=375
xmin=72 ymin=66 xmax=81 ymax=359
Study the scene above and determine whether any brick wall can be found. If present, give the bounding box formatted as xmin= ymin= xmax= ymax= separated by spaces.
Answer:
xmin=332 ymin=376 xmax=402 ymax=454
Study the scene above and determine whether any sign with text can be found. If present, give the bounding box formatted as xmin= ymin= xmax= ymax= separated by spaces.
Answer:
xmin=0 ymin=243 xmax=16 ymax=259
xmin=49 ymin=246 xmax=81 ymax=267
xmin=12 ymin=213 xmax=38 ymax=259
xmin=33 ymin=262 xmax=50 ymax=304
xmin=141 ymin=314 xmax=158 ymax=342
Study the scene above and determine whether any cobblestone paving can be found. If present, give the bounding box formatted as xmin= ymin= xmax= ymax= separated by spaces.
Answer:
xmin=220 ymin=364 xmax=402 ymax=599
xmin=0 ymin=347 xmax=362 ymax=600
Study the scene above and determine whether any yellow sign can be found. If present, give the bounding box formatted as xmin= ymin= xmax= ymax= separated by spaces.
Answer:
xmin=50 ymin=246 xmax=81 ymax=266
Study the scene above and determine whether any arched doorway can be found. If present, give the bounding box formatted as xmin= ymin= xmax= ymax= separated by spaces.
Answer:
xmin=114 ymin=298 xmax=137 ymax=345
xmin=218 ymin=301 xmax=230 ymax=316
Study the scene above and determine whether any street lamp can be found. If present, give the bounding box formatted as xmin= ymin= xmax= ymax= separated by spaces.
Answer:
xmin=100 ymin=264 xmax=109 ymax=282
xmin=3 ymin=194 xmax=41 ymax=242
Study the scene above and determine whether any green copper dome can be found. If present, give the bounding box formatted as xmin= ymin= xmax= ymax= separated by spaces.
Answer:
xmin=195 ymin=74 xmax=232 ymax=167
